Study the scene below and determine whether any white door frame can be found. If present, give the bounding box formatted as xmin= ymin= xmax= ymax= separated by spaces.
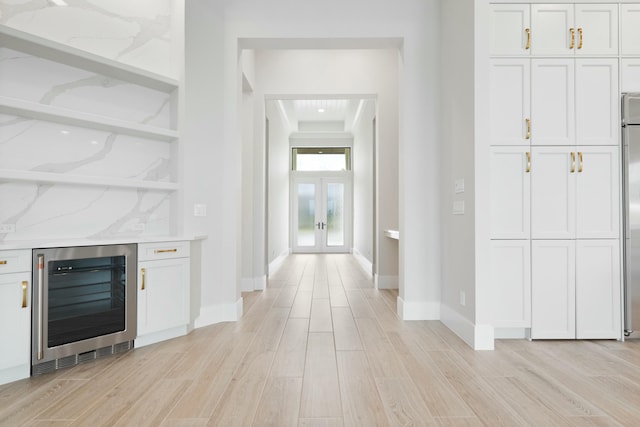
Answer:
xmin=291 ymin=171 xmax=352 ymax=253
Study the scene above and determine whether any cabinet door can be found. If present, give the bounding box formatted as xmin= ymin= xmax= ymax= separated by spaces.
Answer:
xmin=575 ymin=4 xmax=619 ymax=56
xmin=531 ymin=147 xmax=576 ymax=239
xmin=490 ymin=240 xmax=531 ymax=328
xmin=0 ymin=273 xmax=30 ymax=374
xmin=621 ymin=59 xmax=640 ymax=93
xmin=575 ymin=146 xmax=619 ymax=239
xmin=490 ymin=147 xmax=531 ymax=239
xmin=576 ymin=240 xmax=621 ymax=339
xmin=531 ymin=59 xmax=575 ymax=146
xmin=576 ymin=59 xmax=619 ymax=146
xmin=490 ymin=4 xmax=531 ymax=55
xmin=621 ymin=4 xmax=640 ymax=56
xmin=531 ymin=240 xmax=576 ymax=339
xmin=531 ymin=4 xmax=574 ymax=56
xmin=490 ymin=59 xmax=531 ymax=146
xmin=138 ymin=258 xmax=189 ymax=336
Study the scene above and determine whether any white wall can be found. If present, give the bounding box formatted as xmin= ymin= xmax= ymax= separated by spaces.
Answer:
xmin=265 ymin=101 xmax=291 ymax=266
xmin=439 ymin=0 xmax=482 ymax=347
xmin=352 ymin=100 xmax=376 ymax=269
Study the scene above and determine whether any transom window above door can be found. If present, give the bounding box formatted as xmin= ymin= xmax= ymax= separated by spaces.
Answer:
xmin=292 ymin=147 xmax=351 ymax=171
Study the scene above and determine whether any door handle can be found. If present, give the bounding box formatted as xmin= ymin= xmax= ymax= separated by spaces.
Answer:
xmin=316 ymin=222 xmax=321 ymax=230
xmin=525 ymin=28 xmax=531 ymax=50
xmin=578 ymin=151 xmax=583 ymax=173
xmin=37 ymin=254 xmax=44 ymax=360
xmin=141 ymin=268 xmax=146 ymax=290
xmin=578 ymin=28 xmax=583 ymax=49
xmin=526 ymin=118 xmax=531 ymax=140
xmin=570 ymin=152 xmax=576 ymax=173
xmin=321 ymin=222 xmax=326 ymax=230
xmin=526 ymin=151 xmax=531 ymax=173
xmin=22 ymin=281 xmax=28 ymax=308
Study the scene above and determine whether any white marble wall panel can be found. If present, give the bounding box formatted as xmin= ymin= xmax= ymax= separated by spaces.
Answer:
xmin=0 ymin=115 xmax=172 ymax=182
xmin=0 ymin=0 xmax=176 ymax=79
xmin=0 ymin=48 xmax=173 ymax=129
xmin=0 ymin=182 xmax=171 ymax=241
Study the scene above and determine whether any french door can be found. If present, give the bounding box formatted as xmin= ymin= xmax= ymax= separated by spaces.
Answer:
xmin=292 ymin=175 xmax=351 ymax=253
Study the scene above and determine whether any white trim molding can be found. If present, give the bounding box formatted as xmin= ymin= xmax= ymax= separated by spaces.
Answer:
xmin=440 ymin=303 xmax=495 ymax=350
xmin=240 ymin=275 xmax=267 ymax=292
xmin=194 ymin=298 xmax=243 ymax=328
xmin=352 ymin=248 xmax=373 ymax=277
xmin=397 ymin=296 xmax=440 ymax=320
xmin=375 ymin=274 xmax=398 ymax=290
xmin=269 ymin=249 xmax=290 ymax=276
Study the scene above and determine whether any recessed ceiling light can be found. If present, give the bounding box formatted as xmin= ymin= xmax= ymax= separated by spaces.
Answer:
xmin=60 ymin=130 xmax=70 ymax=135
xmin=90 ymin=140 xmax=99 ymax=145
xmin=317 ymin=108 xmax=325 ymax=113
xmin=50 ymin=0 xmax=68 ymax=6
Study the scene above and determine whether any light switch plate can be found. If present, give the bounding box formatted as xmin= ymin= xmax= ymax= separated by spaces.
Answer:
xmin=455 ymin=179 xmax=465 ymax=194
xmin=453 ymin=201 xmax=465 ymax=215
xmin=194 ymin=204 xmax=207 ymax=217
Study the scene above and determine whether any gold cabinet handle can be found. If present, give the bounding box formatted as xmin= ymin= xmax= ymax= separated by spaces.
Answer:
xmin=154 ymin=249 xmax=177 ymax=254
xmin=0 ymin=260 xmax=7 ymax=265
xmin=21 ymin=281 xmax=27 ymax=308
xmin=570 ymin=152 xmax=576 ymax=173
xmin=526 ymin=151 xmax=531 ymax=173
xmin=578 ymin=28 xmax=583 ymax=49
xmin=578 ymin=151 xmax=583 ymax=173
xmin=526 ymin=118 xmax=531 ymax=140
xmin=525 ymin=28 xmax=531 ymax=50
xmin=141 ymin=268 xmax=146 ymax=290
xmin=570 ymin=28 xmax=575 ymax=49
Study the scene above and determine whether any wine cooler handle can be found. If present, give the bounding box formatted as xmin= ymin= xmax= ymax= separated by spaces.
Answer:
xmin=37 ymin=255 xmax=44 ymax=360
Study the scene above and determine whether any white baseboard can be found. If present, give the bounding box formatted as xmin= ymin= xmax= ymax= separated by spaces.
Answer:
xmin=135 ymin=325 xmax=189 ymax=348
xmin=352 ymin=248 xmax=373 ymax=277
xmin=194 ymin=298 xmax=243 ymax=328
xmin=0 ymin=364 xmax=30 ymax=386
xmin=269 ymin=249 xmax=290 ymax=276
xmin=397 ymin=296 xmax=440 ymax=320
xmin=375 ymin=274 xmax=398 ymax=290
xmin=241 ymin=275 xmax=267 ymax=292
xmin=440 ymin=303 xmax=495 ymax=350
xmin=494 ymin=327 xmax=529 ymax=339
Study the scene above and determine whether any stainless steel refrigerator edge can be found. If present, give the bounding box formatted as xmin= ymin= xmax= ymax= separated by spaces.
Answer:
xmin=623 ymin=93 xmax=640 ymax=338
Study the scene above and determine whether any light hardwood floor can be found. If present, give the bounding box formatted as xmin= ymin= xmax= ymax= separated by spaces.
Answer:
xmin=2 ymin=253 xmax=640 ymax=426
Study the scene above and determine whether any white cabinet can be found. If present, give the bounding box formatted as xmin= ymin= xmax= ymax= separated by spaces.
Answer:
xmin=531 ymin=59 xmax=575 ymax=146
xmin=490 ymin=59 xmax=531 ymax=145
xmin=575 ymin=59 xmax=619 ymax=146
xmin=531 ymin=146 xmax=619 ymax=239
xmin=621 ymin=4 xmax=640 ymax=56
xmin=137 ymin=242 xmax=190 ymax=347
xmin=576 ymin=240 xmax=621 ymax=339
xmin=0 ymin=250 xmax=31 ymax=385
xmin=490 ymin=240 xmax=531 ymax=328
xmin=621 ymin=59 xmax=640 ymax=93
xmin=490 ymin=147 xmax=531 ymax=239
xmin=490 ymin=4 xmax=531 ymax=55
xmin=531 ymin=4 xmax=618 ymax=56
xmin=532 ymin=239 xmax=621 ymax=340
xmin=531 ymin=240 xmax=576 ymax=339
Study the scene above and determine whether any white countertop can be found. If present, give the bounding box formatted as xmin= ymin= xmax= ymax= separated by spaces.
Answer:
xmin=384 ymin=229 xmax=399 ymax=240
xmin=0 ymin=234 xmax=207 ymax=250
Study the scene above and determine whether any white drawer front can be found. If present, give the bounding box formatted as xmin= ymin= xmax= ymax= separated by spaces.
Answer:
xmin=138 ymin=241 xmax=190 ymax=261
xmin=0 ymin=250 xmax=31 ymax=274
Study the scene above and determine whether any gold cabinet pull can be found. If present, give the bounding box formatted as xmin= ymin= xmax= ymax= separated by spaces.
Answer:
xmin=570 ymin=28 xmax=575 ymax=49
xmin=526 ymin=151 xmax=531 ymax=173
xmin=21 ymin=281 xmax=27 ymax=308
xmin=0 ymin=260 xmax=6 ymax=265
xmin=141 ymin=268 xmax=146 ymax=290
xmin=525 ymin=28 xmax=531 ymax=50
xmin=154 ymin=249 xmax=177 ymax=254
xmin=526 ymin=118 xmax=531 ymax=140
xmin=578 ymin=28 xmax=583 ymax=49
xmin=570 ymin=152 xmax=576 ymax=173
xmin=578 ymin=151 xmax=583 ymax=172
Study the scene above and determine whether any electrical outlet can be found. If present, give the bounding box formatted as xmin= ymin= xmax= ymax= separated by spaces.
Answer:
xmin=194 ymin=203 xmax=207 ymax=217
xmin=459 ymin=291 xmax=466 ymax=307
xmin=131 ymin=223 xmax=145 ymax=232
xmin=0 ymin=224 xmax=16 ymax=233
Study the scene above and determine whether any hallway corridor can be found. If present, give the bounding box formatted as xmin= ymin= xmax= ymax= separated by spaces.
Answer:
xmin=2 ymin=254 xmax=640 ymax=425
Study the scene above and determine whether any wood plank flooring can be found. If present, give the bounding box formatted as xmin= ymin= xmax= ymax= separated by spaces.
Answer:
xmin=2 ymin=253 xmax=640 ymax=426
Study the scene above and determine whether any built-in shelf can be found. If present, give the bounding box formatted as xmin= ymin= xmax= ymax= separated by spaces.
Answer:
xmin=0 ymin=97 xmax=178 ymax=142
xmin=384 ymin=229 xmax=399 ymax=240
xmin=0 ymin=25 xmax=178 ymax=93
xmin=0 ymin=169 xmax=179 ymax=191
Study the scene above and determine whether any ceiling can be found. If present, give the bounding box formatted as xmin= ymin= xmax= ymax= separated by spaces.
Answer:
xmin=277 ymin=98 xmax=368 ymax=134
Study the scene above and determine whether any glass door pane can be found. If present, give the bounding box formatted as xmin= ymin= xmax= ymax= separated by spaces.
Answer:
xmin=297 ymin=183 xmax=316 ymax=247
xmin=326 ymin=182 xmax=345 ymax=247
